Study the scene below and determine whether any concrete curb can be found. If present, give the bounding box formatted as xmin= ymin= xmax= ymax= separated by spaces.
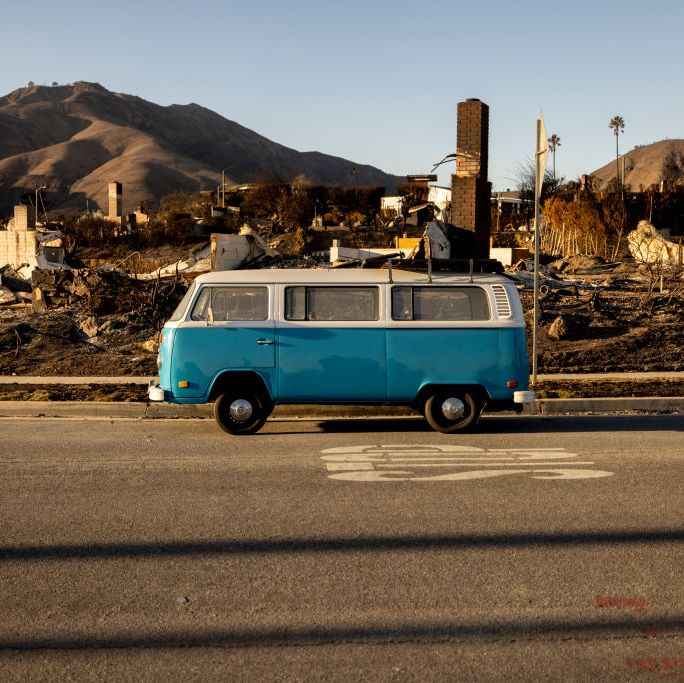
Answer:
xmin=0 ymin=398 xmax=682 ymax=419
xmin=530 ymin=397 xmax=684 ymax=415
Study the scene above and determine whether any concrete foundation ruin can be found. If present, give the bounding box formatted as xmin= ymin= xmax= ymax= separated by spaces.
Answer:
xmin=211 ymin=226 xmax=278 ymax=271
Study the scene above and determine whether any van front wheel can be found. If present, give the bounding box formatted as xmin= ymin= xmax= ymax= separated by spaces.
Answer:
xmin=424 ymin=391 xmax=480 ymax=433
xmin=214 ymin=391 xmax=267 ymax=435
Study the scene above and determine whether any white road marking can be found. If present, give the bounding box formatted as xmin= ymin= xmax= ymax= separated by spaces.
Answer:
xmin=488 ymin=448 xmax=565 ymax=452
xmin=321 ymin=445 xmax=613 ymax=482
xmin=328 ymin=470 xmax=413 ymax=481
xmin=388 ymin=457 xmax=516 ymax=461
xmin=516 ymin=453 xmax=582 ymax=460
xmin=380 ymin=444 xmax=484 ymax=451
xmin=322 ymin=445 xmax=483 ymax=454
xmin=325 ymin=462 xmax=375 ymax=471
xmin=530 ymin=469 xmax=614 ymax=479
xmin=376 ymin=462 xmax=596 ymax=467
xmin=321 ymin=454 xmax=385 ymax=463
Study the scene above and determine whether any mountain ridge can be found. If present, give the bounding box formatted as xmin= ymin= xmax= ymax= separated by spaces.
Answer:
xmin=0 ymin=82 xmax=402 ymax=213
xmin=590 ymin=138 xmax=684 ymax=190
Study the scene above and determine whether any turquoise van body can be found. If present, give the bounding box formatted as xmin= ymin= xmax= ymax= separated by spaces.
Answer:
xmin=149 ymin=269 xmax=534 ymax=434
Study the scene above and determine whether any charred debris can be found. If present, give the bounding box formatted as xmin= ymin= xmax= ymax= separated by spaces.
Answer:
xmin=1 ymin=214 xmax=684 ymax=377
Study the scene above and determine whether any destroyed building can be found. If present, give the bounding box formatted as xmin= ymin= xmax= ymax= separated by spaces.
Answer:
xmin=0 ymin=205 xmax=65 ymax=277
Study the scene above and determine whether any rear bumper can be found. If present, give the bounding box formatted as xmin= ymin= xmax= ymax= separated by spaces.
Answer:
xmin=513 ymin=390 xmax=535 ymax=404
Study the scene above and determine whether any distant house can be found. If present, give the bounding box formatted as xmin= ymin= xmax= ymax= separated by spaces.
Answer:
xmin=491 ymin=190 xmax=531 ymax=232
xmin=382 ymin=185 xmax=452 ymax=222
xmin=491 ymin=190 xmax=525 ymax=212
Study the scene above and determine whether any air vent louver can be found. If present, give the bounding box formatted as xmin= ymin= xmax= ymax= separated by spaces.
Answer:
xmin=492 ymin=285 xmax=511 ymax=318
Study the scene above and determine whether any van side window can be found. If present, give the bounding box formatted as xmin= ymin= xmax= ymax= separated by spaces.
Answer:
xmin=392 ymin=286 xmax=490 ymax=321
xmin=285 ymin=286 xmax=379 ymax=321
xmin=190 ymin=286 xmax=269 ymax=321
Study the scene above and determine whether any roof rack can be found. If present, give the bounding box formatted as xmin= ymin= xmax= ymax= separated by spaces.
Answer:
xmin=385 ymin=259 xmax=504 ymax=274
xmin=335 ymin=255 xmax=503 ymax=273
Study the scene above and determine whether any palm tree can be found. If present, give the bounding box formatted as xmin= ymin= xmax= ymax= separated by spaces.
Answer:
xmin=609 ymin=116 xmax=625 ymax=190
xmin=548 ymin=134 xmax=561 ymax=180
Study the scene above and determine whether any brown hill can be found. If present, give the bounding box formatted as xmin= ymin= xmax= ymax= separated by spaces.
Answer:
xmin=591 ymin=139 xmax=684 ymax=190
xmin=0 ymin=81 xmax=401 ymax=213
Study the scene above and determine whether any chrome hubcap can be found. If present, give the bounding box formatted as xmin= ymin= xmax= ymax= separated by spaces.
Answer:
xmin=442 ymin=397 xmax=465 ymax=420
xmin=229 ymin=399 xmax=253 ymax=422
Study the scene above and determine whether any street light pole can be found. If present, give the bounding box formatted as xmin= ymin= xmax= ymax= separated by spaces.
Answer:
xmin=532 ymin=115 xmax=548 ymax=387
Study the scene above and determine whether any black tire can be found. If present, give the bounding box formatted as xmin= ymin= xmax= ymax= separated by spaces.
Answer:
xmin=214 ymin=391 xmax=268 ymax=435
xmin=424 ymin=391 xmax=481 ymax=434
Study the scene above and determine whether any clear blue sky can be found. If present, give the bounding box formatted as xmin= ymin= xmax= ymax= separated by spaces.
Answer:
xmin=3 ymin=0 xmax=682 ymax=190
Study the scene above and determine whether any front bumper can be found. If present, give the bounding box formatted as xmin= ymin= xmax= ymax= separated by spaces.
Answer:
xmin=148 ymin=383 xmax=165 ymax=402
xmin=513 ymin=390 xmax=535 ymax=404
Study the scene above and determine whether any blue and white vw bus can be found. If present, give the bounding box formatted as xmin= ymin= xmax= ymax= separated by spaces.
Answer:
xmin=148 ymin=268 xmax=534 ymax=434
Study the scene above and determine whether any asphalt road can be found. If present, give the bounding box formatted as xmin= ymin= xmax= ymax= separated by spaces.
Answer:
xmin=0 ymin=414 xmax=683 ymax=681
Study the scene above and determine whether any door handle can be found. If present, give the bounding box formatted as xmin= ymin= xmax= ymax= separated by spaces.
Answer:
xmin=257 ymin=339 xmax=274 ymax=345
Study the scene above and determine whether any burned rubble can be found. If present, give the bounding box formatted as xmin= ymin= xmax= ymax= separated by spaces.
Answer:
xmin=518 ymin=255 xmax=684 ymax=373
xmin=1 ymin=226 xmax=684 ymax=381
xmin=0 ymin=265 xmax=32 ymax=305
xmin=0 ymin=267 xmax=187 ymax=376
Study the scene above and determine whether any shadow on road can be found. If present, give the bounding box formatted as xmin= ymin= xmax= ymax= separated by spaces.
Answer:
xmin=1 ymin=616 xmax=683 ymax=651
xmin=312 ymin=414 xmax=684 ymax=434
xmin=2 ymin=528 xmax=682 ymax=563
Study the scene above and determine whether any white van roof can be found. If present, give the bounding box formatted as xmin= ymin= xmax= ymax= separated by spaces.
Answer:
xmin=194 ymin=268 xmax=514 ymax=286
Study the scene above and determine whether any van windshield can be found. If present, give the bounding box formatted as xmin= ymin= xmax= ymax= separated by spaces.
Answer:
xmin=168 ymin=282 xmax=197 ymax=322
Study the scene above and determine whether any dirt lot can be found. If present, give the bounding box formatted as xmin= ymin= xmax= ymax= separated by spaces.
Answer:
xmin=522 ymin=288 xmax=684 ymax=373
xmin=0 ymin=383 xmax=148 ymax=401
xmin=0 ymin=307 xmax=161 ymax=376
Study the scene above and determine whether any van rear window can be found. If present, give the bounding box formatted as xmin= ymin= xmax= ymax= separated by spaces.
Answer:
xmin=285 ymin=286 xmax=379 ymax=321
xmin=392 ymin=286 xmax=490 ymax=321
xmin=191 ymin=286 xmax=269 ymax=321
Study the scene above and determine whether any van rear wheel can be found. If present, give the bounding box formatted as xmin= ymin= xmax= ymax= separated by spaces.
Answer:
xmin=424 ymin=391 xmax=480 ymax=433
xmin=214 ymin=391 xmax=267 ymax=435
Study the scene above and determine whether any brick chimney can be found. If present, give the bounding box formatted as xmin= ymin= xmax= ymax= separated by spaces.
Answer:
xmin=450 ymin=98 xmax=491 ymax=258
